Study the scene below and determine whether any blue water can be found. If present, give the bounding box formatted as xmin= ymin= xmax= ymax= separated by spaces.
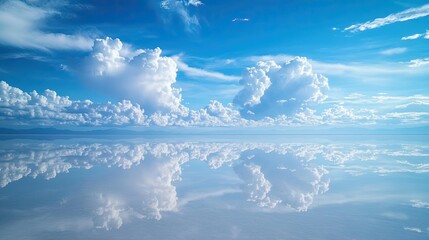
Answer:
xmin=0 ymin=135 xmax=428 ymax=239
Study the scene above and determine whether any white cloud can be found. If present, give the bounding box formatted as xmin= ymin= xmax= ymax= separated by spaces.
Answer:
xmin=173 ymin=56 xmax=240 ymax=82
xmin=232 ymin=18 xmax=250 ymax=22
xmin=85 ymin=37 xmax=182 ymax=114
xmin=404 ymin=227 xmax=423 ymax=233
xmin=241 ymin=54 xmax=429 ymax=81
xmin=410 ymin=200 xmax=429 ymax=209
xmin=380 ymin=47 xmax=406 ymax=55
xmin=401 ymin=30 xmax=429 ymax=40
xmin=160 ymin=0 xmax=201 ymax=32
xmin=345 ymin=4 xmax=429 ymax=32
xmin=234 ymin=57 xmax=329 ymax=119
xmin=0 ymin=0 xmax=93 ymax=51
xmin=409 ymin=58 xmax=429 ymax=68
xmin=187 ymin=0 xmax=203 ymax=6
xmin=401 ymin=33 xmax=423 ymax=40
xmin=0 ymin=81 xmax=146 ymax=126
xmin=94 ymin=195 xmax=125 ymax=230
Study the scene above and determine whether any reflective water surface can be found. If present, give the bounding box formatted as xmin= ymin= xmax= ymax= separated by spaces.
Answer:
xmin=0 ymin=135 xmax=428 ymax=239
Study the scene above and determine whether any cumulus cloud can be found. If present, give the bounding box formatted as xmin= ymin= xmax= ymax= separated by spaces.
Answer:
xmin=234 ymin=57 xmax=329 ymax=119
xmin=160 ymin=0 xmax=201 ymax=32
xmin=0 ymin=0 xmax=93 ymax=51
xmin=345 ymin=4 xmax=429 ymax=32
xmin=85 ymin=37 xmax=182 ymax=114
xmin=3 ymin=79 xmax=429 ymax=127
xmin=0 ymin=81 xmax=146 ymax=126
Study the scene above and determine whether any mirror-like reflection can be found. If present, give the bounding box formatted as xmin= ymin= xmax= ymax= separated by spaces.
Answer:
xmin=0 ymin=136 xmax=428 ymax=239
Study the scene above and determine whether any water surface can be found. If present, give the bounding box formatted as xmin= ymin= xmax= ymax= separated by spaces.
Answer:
xmin=0 ymin=135 xmax=428 ymax=239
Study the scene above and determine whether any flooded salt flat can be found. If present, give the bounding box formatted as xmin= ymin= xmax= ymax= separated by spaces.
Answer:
xmin=0 ymin=135 xmax=428 ymax=240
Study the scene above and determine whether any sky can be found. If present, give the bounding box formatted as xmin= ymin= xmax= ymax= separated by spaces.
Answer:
xmin=0 ymin=0 xmax=429 ymax=129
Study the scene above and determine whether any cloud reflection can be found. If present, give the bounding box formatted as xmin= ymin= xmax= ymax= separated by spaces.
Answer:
xmin=0 ymin=139 xmax=428 ymax=230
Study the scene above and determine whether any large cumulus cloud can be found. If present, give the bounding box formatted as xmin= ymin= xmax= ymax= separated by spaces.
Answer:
xmin=85 ymin=37 xmax=182 ymax=114
xmin=234 ymin=57 xmax=329 ymax=119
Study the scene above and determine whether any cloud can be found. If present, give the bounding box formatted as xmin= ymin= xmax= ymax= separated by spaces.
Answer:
xmin=235 ymin=150 xmax=330 ymax=211
xmin=232 ymin=18 xmax=250 ymax=22
xmin=401 ymin=30 xmax=429 ymax=40
xmin=3 ymin=79 xmax=429 ymax=127
xmin=345 ymin=4 xmax=429 ymax=32
xmin=187 ymin=0 xmax=203 ymax=6
xmin=173 ymin=56 xmax=240 ymax=82
xmin=234 ymin=57 xmax=329 ymax=119
xmin=0 ymin=81 xmax=146 ymax=127
xmin=380 ymin=47 xmax=406 ymax=55
xmin=94 ymin=195 xmax=125 ymax=230
xmin=0 ymin=0 xmax=93 ymax=51
xmin=401 ymin=33 xmax=423 ymax=40
xmin=160 ymin=0 xmax=201 ymax=32
xmin=410 ymin=200 xmax=429 ymax=209
xmin=235 ymin=163 xmax=280 ymax=208
xmin=409 ymin=58 xmax=429 ymax=67
xmin=85 ymin=37 xmax=182 ymax=114
xmin=404 ymin=227 xmax=423 ymax=233
xmin=241 ymin=54 xmax=429 ymax=81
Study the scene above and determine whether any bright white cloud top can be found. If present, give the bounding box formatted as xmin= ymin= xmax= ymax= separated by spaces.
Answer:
xmin=86 ymin=37 xmax=182 ymax=114
xmin=234 ymin=57 xmax=328 ymax=119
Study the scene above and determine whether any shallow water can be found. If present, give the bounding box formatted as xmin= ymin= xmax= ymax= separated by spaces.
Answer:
xmin=0 ymin=135 xmax=428 ymax=239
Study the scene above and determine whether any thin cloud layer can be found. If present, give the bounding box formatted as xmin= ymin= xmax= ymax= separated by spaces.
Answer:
xmin=0 ymin=0 xmax=93 ymax=51
xmin=160 ymin=0 xmax=202 ymax=32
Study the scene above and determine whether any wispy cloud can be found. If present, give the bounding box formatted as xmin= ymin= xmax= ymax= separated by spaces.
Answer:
xmin=232 ymin=18 xmax=250 ymax=22
xmin=401 ymin=30 xmax=429 ymax=40
xmin=187 ymin=0 xmax=203 ymax=6
xmin=0 ymin=0 xmax=93 ymax=51
xmin=401 ymin=33 xmax=423 ymax=40
xmin=380 ymin=47 xmax=407 ymax=55
xmin=160 ymin=0 xmax=202 ymax=32
xmin=410 ymin=200 xmax=429 ymax=209
xmin=345 ymin=4 xmax=429 ymax=32
xmin=174 ymin=57 xmax=240 ymax=82
xmin=404 ymin=227 xmax=423 ymax=233
xmin=409 ymin=58 xmax=429 ymax=68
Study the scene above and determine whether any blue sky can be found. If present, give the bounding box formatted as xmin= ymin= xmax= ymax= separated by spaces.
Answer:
xmin=0 ymin=0 xmax=429 ymax=128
